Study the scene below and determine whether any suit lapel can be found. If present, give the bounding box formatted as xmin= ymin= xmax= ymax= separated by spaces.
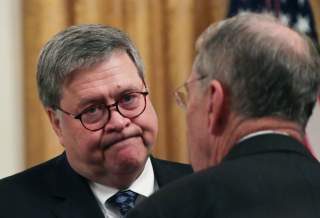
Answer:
xmin=48 ymin=154 xmax=191 ymax=217
xmin=48 ymin=154 xmax=104 ymax=218
xmin=150 ymin=156 xmax=193 ymax=187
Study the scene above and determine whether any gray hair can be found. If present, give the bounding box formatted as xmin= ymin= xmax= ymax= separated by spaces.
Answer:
xmin=194 ymin=12 xmax=320 ymax=127
xmin=37 ymin=24 xmax=144 ymax=108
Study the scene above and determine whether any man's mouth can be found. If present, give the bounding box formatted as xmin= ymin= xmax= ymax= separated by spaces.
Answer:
xmin=100 ymin=133 xmax=142 ymax=150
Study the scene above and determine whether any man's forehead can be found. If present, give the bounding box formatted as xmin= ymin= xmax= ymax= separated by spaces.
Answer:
xmin=60 ymin=54 xmax=145 ymax=107
xmin=64 ymin=74 xmax=144 ymax=97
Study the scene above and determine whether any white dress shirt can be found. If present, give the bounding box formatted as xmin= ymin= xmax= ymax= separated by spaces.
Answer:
xmin=238 ymin=130 xmax=289 ymax=143
xmin=89 ymin=157 xmax=158 ymax=218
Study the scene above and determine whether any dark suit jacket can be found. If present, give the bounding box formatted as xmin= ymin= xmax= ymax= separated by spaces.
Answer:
xmin=0 ymin=153 xmax=192 ymax=218
xmin=128 ymin=134 xmax=320 ymax=218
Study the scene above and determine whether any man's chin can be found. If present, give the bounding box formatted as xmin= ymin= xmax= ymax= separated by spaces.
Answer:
xmin=112 ymin=154 xmax=148 ymax=176
xmin=105 ymin=142 xmax=148 ymax=170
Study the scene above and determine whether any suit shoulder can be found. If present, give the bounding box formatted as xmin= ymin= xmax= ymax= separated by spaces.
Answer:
xmin=150 ymin=157 xmax=193 ymax=186
xmin=128 ymin=170 xmax=211 ymax=218
xmin=0 ymin=155 xmax=66 ymax=217
xmin=0 ymin=154 xmax=64 ymax=190
xmin=151 ymin=157 xmax=192 ymax=172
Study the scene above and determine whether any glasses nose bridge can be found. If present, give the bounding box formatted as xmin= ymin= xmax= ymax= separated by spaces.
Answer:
xmin=107 ymin=101 xmax=124 ymax=119
xmin=108 ymin=102 xmax=118 ymax=111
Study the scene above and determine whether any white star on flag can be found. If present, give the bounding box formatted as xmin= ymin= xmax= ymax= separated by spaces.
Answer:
xmin=294 ymin=15 xmax=311 ymax=33
xmin=280 ymin=13 xmax=290 ymax=26
xmin=298 ymin=0 xmax=305 ymax=6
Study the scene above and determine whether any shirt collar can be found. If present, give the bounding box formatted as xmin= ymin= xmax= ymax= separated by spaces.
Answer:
xmin=238 ymin=130 xmax=289 ymax=143
xmin=89 ymin=157 xmax=155 ymax=207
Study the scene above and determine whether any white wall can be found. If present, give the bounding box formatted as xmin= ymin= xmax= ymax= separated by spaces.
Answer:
xmin=0 ymin=0 xmax=23 ymax=178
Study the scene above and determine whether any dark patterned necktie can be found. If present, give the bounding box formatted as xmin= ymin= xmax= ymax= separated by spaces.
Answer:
xmin=108 ymin=190 xmax=138 ymax=217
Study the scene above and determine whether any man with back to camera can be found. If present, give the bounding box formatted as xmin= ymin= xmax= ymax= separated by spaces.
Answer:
xmin=128 ymin=12 xmax=320 ymax=218
xmin=0 ymin=24 xmax=192 ymax=218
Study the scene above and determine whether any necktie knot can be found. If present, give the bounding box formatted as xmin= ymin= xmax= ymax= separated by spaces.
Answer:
xmin=108 ymin=190 xmax=138 ymax=217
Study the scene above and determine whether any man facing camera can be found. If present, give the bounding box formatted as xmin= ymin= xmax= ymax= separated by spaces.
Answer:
xmin=128 ymin=12 xmax=320 ymax=218
xmin=0 ymin=24 xmax=192 ymax=218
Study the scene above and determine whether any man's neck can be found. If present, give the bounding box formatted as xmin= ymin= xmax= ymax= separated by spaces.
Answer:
xmin=232 ymin=117 xmax=304 ymax=143
xmin=208 ymin=115 xmax=304 ymax=168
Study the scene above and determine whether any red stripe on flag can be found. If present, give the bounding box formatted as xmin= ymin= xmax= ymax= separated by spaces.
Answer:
xmin=273 ymin=0 xmax=281 ymax=17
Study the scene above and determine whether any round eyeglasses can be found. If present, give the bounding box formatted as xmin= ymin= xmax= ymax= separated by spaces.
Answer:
xmin=174 ymin=75 xmax=207 ymax=109
xmin=56 ymin=91 xmax=149 ymax=131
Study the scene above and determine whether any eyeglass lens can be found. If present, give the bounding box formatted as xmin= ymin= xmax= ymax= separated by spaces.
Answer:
xmin=80 ymin=92 xmax=147 ymax=131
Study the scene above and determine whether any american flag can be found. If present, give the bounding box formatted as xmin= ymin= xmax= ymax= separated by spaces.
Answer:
xmin=228 ymin=0 xmax=320 ymax=159
xmin=228 ymin=0 xmax=318 ymax=41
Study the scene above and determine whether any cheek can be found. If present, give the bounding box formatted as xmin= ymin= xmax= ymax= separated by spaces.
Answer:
xmin=186 ymin=103 xmax=208 ymax=160
xmin=60 ymin=119 xmax=101 ymax=155
xmin=136 ymin=102 xmax=158 ymax=146
xmin=186 ymin=106 xmax=198 ymax=142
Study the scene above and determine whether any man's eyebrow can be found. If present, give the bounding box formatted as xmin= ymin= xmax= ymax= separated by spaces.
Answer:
xmin=76 ymin=83 xmax=146 ymax=108
xmin=113 ymin=86 xmax=146 ymax=100
xmin=113 ymin=82 xmax=147 ymax=95
xmin=77 ymin=96 xmax=105 ymax=109
xmin=118 ymin=86 xmax=145 ymax=94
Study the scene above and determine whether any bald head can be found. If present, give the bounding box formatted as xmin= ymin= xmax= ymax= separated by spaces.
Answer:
xmin=247 ymin=13 xmax=310 ymax=58
xmin=194 ymin=12 xmax=320 ymax=128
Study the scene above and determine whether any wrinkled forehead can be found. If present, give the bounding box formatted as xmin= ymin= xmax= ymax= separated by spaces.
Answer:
xmin=64 ymin=51 xmax=141 ymax=83
xmin=60 ymin=52 xmax=145 ymax=101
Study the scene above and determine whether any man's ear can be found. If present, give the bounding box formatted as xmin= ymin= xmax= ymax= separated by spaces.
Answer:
xmin=46 ymin=108 xmax=63 ymax=139
xmin=207 ymin=80 xmax=228 ymax=134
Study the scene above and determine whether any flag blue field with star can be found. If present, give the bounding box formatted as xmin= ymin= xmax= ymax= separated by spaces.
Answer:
xmin=227 ymin=0 xmax=318 ymax=43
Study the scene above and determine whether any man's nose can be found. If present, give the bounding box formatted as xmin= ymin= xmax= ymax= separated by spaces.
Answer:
xmin=104 ymin=108 xmax=130 ymax=132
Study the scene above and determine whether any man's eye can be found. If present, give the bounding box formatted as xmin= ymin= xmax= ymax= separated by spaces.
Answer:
xmin=118 ymin=93 xmax=141 ymax=109
xmin=83 ymin=105 xmax=103 ymax=115
xmin=85 ymin=107 xmax=97 ymax=114
xmin=120 ymin=93 xmax=138 ymax=104
xmin=80 ymin=105 xmax=105 ymax=124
